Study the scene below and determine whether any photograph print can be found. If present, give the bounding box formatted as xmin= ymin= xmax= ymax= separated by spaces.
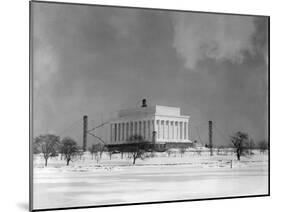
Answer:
xmin=30 ymin=1 xmax=269 ymax=211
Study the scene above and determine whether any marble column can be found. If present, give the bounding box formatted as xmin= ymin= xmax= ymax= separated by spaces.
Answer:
xmin=167 ymin=121 xmax=169 ymax=140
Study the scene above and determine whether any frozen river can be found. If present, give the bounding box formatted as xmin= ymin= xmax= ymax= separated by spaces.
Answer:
xmin=33 ymin=155 xmax=268 ymax=210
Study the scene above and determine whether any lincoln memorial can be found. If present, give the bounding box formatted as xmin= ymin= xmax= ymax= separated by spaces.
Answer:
xmin=109 ymin=102 xmax=191 ymax=145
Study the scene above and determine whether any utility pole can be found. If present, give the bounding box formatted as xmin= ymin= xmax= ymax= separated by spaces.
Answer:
xmin=209 ymin=120 xmax=213 ymax=156
xmin=83 ymin=115 xmax=88 ymax=152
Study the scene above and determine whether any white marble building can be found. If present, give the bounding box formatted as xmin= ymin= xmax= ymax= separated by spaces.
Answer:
xmin=109 ymin=105 xmax=191 ymax=144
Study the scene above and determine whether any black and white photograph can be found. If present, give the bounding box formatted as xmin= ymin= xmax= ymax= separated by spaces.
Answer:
xmin=30 ymin=1 xmax=269 ymax=211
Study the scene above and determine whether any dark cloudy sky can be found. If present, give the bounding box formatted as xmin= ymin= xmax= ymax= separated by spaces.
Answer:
xmin=32 ymin=2 xmax=268 ymax=146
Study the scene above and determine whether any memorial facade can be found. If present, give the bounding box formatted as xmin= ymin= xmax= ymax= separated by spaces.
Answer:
xmin=109 ymin=105 xmax=191 ymax=144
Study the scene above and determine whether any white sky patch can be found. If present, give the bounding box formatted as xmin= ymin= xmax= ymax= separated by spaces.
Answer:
xmin=172 ymin=13 xmax=256 ymax=69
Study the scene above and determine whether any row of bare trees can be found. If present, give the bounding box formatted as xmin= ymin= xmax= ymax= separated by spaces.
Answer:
xmin=88 ymin=144 xmax=105 ymax=162
xmin=34 ymin=134 xmax=151 ymax=166
xmin=34 ymin=131 xmax=268 ymax=166
xmin=34 ymin=134 xmax=79 ymax=166
xmin=88 ymin=135 xmax=151 ymax=165
xmin=164 ymin=131 xmax=268 ymax=160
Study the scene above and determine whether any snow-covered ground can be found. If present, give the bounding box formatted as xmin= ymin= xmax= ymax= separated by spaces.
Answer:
xmin=33 ymin=149 xmax=268 ymax=210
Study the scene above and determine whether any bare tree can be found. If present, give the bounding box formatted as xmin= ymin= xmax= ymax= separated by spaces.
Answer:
xmin=35 ymin=134 xmax=60 ymax=166
xmin=61 ymin=137 xmax=78 ymax=166
xmin=258 ymin=140 xmax=268 ymax=154
xmin=107 ymin=149 xmax=114 ymax=160
xmin=96 ymin=143 xmax=105 ymax=159
xmin=88 ymin=144 xmax=98 ymax=160
xmin=230 ymin=131 xmax=249 ymax=161
xmin=126 ymin=135 xmax=150 ymax=165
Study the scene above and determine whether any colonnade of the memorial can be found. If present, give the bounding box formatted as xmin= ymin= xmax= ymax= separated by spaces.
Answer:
xmin=110 ymin=119 xmax=188 ymax=143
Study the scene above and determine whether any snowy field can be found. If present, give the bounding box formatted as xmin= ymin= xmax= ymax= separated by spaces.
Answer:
xmin=33 ymin=149 xmax=268 ymax=210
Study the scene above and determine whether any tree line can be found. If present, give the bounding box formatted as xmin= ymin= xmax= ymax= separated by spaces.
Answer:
xmin=34 ymin=135 xmax=80 ymax=166
xmin=33 ymin=134 xmax=151 ymax=166
xmin=34 ymin=131 xmax=269 ymax=167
